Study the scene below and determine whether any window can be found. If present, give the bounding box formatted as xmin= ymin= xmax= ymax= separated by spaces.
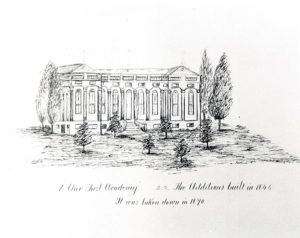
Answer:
xmin=150 ymin=76 xmax=161 ymax=81
xmin=75 ymin=89 xmax=82 ymax=114
xmin=66 ymin=93 xmax=69 ymax=120
xmin=172 ymin=91 xmax=179 ymax=116
xmin=101 ymin=89 xmax=106 ymax=114
xmin=172 ymin=123 xmax=179 ymax=128
xmin=89 ymin=89 xmax=95 ymax=114
xmin=62 ymin=93 xmax=65 ymax=121
xmin=188 ymin=90 xmax=194 ymax=115
xmin=87 ymin=75 xmax=98 ymax=79
xmin=138 ymin=90 xmax=145 ymax=115
xmin=185 ymin=76 xmax=197 ymax=81
xmin=152 ymin=90 xmax=158 ymax=115
xmin=136 ymin=75 xmax=148 ymax=81
xmin=110 ymin=75 xmax=120 ymax=81
xmin=123 ymin=75 xmax=134 ymax=81
xmin=112 ymin=90 xmax=119 ymax=114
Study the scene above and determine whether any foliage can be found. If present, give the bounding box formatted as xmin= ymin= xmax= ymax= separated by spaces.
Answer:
xmin=199 ymin=49 xmax=213 ymax=120
xmin=160 ymin=118 xmax=172 ymax=139
xmin=36 ymin=62 xmax=53 ymax=130
xmin=174 ymin=139 xmax=191 ymax=162
xmin=200 ymin=118 xmax=213 ymax=149
xmin=44 ymin=61 xmax=61 ymax=133
xmin=209 ymin=53 xmax=233 ymax=130
xmin=142 ymin=134 xmax=155 ymax=154
xmin=107 ymin=113 xmax=123 ymax=138
xmin=74 ymin=121 xmax=93 ymax=153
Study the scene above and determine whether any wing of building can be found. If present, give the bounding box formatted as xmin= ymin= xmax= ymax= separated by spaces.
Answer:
xmin=55 ymin=63 xmax=201 ymax=134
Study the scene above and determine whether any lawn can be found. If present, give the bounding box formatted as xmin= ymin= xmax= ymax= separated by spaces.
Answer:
xmin=19 ymin=123 xmax=299 ymax=172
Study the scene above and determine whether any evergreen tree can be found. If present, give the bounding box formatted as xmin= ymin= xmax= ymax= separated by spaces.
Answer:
xmin=174 ymin=139 xmax=190 ymax=163
xmin=107 ymin=112 xmax=122 ymax=138
xmin=74 ymin=121 xmax=93 ymax=153
xmin=46 ymin=62 xmax=61 ymax=133
xmin=199 ymin=49 xmax=213 ymax=123
xmin=209 ymin=53 xmax=233 ymax=131
xmin=142 ymin=134 xmax=155 ymax=154
xmin=200 ymin=118 xmax=213 ymax=149
xmin=160 ymin=118 xmax=172 ymax=139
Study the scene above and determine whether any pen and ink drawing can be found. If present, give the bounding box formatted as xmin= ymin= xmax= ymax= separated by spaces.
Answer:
xmin=23 ymin=50 xmax=298 ymax=171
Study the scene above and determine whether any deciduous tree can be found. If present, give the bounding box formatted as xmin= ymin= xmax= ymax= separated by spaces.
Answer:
xmin=160 ymin=118 xmax=172 ymax=139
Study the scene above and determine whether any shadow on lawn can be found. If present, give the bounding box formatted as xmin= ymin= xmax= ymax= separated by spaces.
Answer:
xmin=166 ymin=159 xmax=196 ymax=170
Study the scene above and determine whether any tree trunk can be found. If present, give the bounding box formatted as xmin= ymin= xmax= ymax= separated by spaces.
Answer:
xmin=82 ymin=145 xmax=85 ymax=153
xmin=165 ymin=131 xmax=167 ymax=139
xmin=148 ymin=148 xmax=150 ymax=154
xmin=206 ymin=142 xmax=209 ymax=149
xmin=180 ymin=156 xmax=183 ymax=163
xmin=41 ymin=122 xmax=44 ymax=131
xmin=114 ymin=131 xmax=116 ymax=138
xmin=203 ymin=112 xmax=206 ymax=120
xmin=51 ymin=123 xmax=53 ymax=133
xmin=218 ymin=119 xmax=221 ymax=131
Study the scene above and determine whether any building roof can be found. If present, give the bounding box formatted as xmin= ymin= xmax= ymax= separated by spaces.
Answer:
xmin=57 ymin=64 xmax=84 ymax=74
xmin=57 ymin=64 xmax=199 ymax=76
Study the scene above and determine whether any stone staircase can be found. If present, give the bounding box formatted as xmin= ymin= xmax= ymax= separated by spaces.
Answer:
xmin=125 ymin=121 xmax=147 ymax=132
xmin=126 ymin=122 xmax=140 ymax=131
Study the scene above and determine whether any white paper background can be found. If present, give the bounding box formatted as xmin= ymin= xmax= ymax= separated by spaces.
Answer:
xmin=0 ymin=0 xmax=299 ymax=237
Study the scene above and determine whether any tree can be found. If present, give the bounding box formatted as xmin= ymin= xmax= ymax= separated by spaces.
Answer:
xmin=36 ymin=62 xmax=53 ymax=130
xmin=174 ymin=139 xmax=190 ymax=163
xmin=107 ymin=112 xmax=122 ymax=138
xmin=200 ymin=118 xmax=213 ymax=149
xmin=142 ymin=134 xmax=155 ymax=154
xmin=46 ymin=62 xmax=61 ymax=133
xmin=199 ymin=49 xmax=213 ymax=123
xmin=74 ymin=121 xmax=93 ymax=153
xmin=209 ymin=53 xmax=233 ymax=131
xmin=160 ymin=118 xmax=172 ymax=139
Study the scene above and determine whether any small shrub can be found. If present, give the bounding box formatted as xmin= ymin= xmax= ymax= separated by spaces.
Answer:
xmin=174 ymin=139 xmax=190 ymax=163
xmin=142 ymin=134 xmax=155 ymax=154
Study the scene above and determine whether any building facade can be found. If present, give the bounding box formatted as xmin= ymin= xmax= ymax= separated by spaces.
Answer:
xmin=54 ymin=64 xmax=201 ymax=134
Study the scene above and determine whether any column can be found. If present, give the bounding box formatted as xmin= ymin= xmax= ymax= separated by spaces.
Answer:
xmin=70 ymin=86 xmax=73 ymax=121
xmin=97 ymin=87 xmax=101 ymax=121
xmin=120 ymin=89 xmax=125 ymax=120
xmin=107 ymin=89 xmax=111 ymax=120
xmin=133 ymin=89 xmax=137 ymax=120
xmin=146 ymin=89 xmax=150 ymax=121
xmin=181 ymin=89 xmax=185 ymax=121
xmin=160 ymin=89 xmax=164 ymax=120
xmin=83 ymin=87 xmax=87 ymax=121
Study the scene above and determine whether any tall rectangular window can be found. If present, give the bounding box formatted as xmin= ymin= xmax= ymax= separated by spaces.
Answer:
xmin=101 ymin=89 xmax=106 ymax=114
xmin=89 ymin=90 xmax=95 ymax=114
xmin=172 ymin=91 xmax=179 ymax=116
xmin=75 ymin=89 xmax=82 ymax=114
xmin=152 ymin=91 xmax=158 ymax=115
xmin=112 ymin=90 xmax=119 ymax=114
xmin=188 ymin=90 xmax=194 ymax=115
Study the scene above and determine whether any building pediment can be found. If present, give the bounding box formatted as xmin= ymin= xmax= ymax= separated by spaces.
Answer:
xmin=166 ymin=66 xmax=199 ymax=77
